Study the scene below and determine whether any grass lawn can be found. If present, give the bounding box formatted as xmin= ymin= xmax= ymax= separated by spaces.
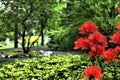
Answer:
xmin=0 ymin=42 xmax=41 ymax=50
xmin=0 ymin=41 xmax=23 ymax=50
xmin=0 ymin=44 xmax=14 ymax=50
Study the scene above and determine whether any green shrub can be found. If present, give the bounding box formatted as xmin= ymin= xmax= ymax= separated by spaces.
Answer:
xmin=58 ymin=27 xmax=79 ymax=51
xmin=47 ymin=26 xmax=79 ymax=51
xmin=47 ymin=27 xmax=65 ymax=50
xmin=0 ymin=54 xmax=120 ymax=79
xmin=0 ymin=54 xmax=89 ymax=80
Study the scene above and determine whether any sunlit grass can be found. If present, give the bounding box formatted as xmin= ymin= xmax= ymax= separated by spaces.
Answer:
xmin=0 ymin=44 xmax=22 ymax=50
xmin=0 ymin=44 xmax=14 ymax=50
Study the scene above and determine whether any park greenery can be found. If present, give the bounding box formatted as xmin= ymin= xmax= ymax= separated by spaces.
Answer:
xmin=0 ymin=0 xmax=119 ymax=52
xmin=0 ymin=0 xmax=120 ymax=79
xmin=0 ymin=54 xmax=120 ymax=79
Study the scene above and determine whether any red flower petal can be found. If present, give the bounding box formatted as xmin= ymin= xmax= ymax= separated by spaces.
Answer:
xmin=95 ymin=46 xmax=105 ymax=57
xmin=79 ymin=22 xmax=98 ymax=34
xmin=118 ymin=7 xmax=120 ymax=13
xmin=88 ymin=45 xmax=105 ymax=57
xmin=109 ymin=32 xmax=120 ymax=44
xmin=116 ymin=22 xmax=120 ymax=30
xmin=74 ymin=38 xmax=89 ymax=50
xmin=88 ymin=31 xmax=108 ymax=48
xmin=84 ymin=66 xmax=104 ymax=80
xmin=114 ymin=46 xmax=120 ymax=58
xmin=104 ymin=48 xmax=117 ymax=62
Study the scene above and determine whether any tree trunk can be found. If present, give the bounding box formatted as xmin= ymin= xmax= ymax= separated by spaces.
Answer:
xmin=14 ymin=5 xmax=18 ymax=48
xmin=22 ymin=29 xmax=29 ymax=54
xmin=14 ymin=23 xmax=18 ymax=48
xmin=41 ymin=27 xmax=44 ymax=46
xmin=22 ymin=38 xmax=29 ymax=54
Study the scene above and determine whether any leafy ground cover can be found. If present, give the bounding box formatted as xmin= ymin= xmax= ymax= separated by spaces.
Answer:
xmin=0 ymin=54 xmax=120 ymax=80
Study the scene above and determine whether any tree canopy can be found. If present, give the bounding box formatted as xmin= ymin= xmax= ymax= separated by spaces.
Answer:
xmin=0 ymin=0 xmax=120 ymax=51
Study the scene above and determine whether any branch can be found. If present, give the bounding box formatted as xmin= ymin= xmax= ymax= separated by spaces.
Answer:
xmin=22 ymin=0 xmax=34 ymax=23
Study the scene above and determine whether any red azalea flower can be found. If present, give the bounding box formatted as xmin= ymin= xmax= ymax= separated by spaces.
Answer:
xmin=88 ymin=31 xmax=108 ymax=48
xmin=74 ymin=38 xmax=89 ymax=50
xmin=116 ymin=22 xmax=120 ymax=30
xmin=109 ymin=32 xmax=120 ymax=44
xmin=104 ymin=48 xmax=117 ymax=62
xmin=114 ymin=46 xmax=120 ymax=58
xmin=89 ymin=45 xmax=105 ymax=57
xmin=84 ymin=65 xmax=104 ymax=80
xmin=79 ymin=22 xmax=98 ymax=34
xmin=118 ymin=7 xmax=120 ymax=13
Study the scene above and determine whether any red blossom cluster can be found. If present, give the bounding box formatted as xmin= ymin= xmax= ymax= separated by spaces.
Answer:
xmin=116 ymin=22 xmax=120 ymax=30
xmin=74 ymin=18 xmax=120 ymax=79
xmin=74 ymin=38 xmax=89 ymax=50
xmin=84 ymin=66 xmax=104 ymax=80
xmin=118 ymin=7 xmax=120 ymax=13
xmin=79 ymin=22 xmax=98 ymax=34
xmin=110 ymin=32 xmax=120 ymax=44
xmin=104 ymin=49 xmax=117 ymax=62
xmin=74 ymin=21 xmax=120 ymax=62
xmin=114 ymin=46 xmax=120 ymax=58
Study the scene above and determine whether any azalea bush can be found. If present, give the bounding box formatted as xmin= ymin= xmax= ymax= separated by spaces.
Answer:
xmin=73 ymin=7 xmax=120 ymax=80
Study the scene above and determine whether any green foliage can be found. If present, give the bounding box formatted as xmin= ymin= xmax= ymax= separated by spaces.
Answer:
xmin=61 ymin=0 xmax=120 ymax=35
xmin=115 ymin=14 xmax=120 ymax=24
xmin=47 ymin=26 xmax=79 ymax=51
xmin=90 ymin=0 xmax=119 ymax=35
xmin=58 ymin=27 xmax=79 ymax=51
xmin=0 ymin=54 xmax=89 ymax=79
xmin=101 ymin=60 xmax=120 ymax=80
xmin=47 ymin=0 xmax=120 ymax=51
xmin=0 ymin=54 xmax=120 ymax=79
xmin=54 ymin=2 xmax=67 ymax=12
xmin=47 ymin=27 xmax=65 ymax=50
xmin=0 ymin=0 xmax=60 ymax=52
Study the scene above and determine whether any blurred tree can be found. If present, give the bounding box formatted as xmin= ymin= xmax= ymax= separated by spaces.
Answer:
xmin=0 ymin=0 xmax=19 ymax=47
xmin=0 ymin=0 xmax=58 ymax=53
xmin=36 ymin=0 xmax=58 ymax=46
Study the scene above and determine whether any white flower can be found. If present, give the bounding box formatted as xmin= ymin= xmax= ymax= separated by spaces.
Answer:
xmin=43 ymin=51 xmax=53 ymax=56
xmin=39 ymin=50 xmax=44 ymax=53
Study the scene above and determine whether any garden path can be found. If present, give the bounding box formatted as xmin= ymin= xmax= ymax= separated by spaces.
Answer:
xmin=0 ymin=46 xmax=85 ymax=55
xmin=0 ymin=46 xmax=86 ymax=61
